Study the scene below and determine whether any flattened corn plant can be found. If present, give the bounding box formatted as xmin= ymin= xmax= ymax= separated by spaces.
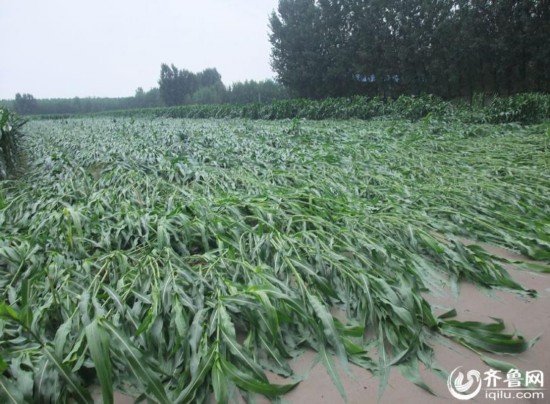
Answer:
xmin=0 ymin=117 xmax=549 ymax=402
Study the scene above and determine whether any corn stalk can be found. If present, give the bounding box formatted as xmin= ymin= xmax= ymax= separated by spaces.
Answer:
xmin=0 ymin=108 xmax=26 ymax=180
xmin=0 ymin=117 xmax=548 ymax=402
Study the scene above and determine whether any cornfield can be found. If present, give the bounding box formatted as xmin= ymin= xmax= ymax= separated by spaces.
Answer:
xmin=38 ymin=93 xmax=550 ymax=124
xmin=0 ymin=116 xmax=548 ymax=402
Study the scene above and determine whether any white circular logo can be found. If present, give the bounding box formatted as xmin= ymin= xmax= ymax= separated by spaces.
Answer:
xmin=447 ymin=366 xmax=482 ymax=400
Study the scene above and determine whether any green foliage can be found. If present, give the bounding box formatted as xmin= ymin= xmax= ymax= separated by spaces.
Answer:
xmin=481 ymin=93 xmax=550 ymax=124
xmin=269 ymin=0 xmax=550 ymax=98
xmin=226 ymin=80 xmax=289 ymax=104
xmin=14 ymin=93 xmax=38 ymax=115
xmin=269 ymin=0 xmax=330 ymax=98
xmin=190 ymin=83 xmax=226 ymax=105
xmin=159 ymin=64 xmax=225 ymax=106
xmin=98 ymin=93 xmax=550 ymax=124
xmin=85 ymin=320 xmax=113 ymax=404
xmin=0 ymin=117 xmax=548 ymax=402
xmin=0 ymin=108 xmax=26 ymax=179
xmin=390 ymin=95 xmax=449 ymax=121
xmin=8 ymin=90 xmax=162 ymax=117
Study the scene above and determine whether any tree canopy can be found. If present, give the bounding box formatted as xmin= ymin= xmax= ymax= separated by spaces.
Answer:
xmin=14 ymin=93 xmax=38 ymax=114
xmin=158 ymin=64 xmax=225 ymax=106
xmin=227 ymin=80 xmax=289 ymax=104
xmin=269 ymin=0 xmax=550 ymax=99
xmin=158 ymin=65 xmax=290 ymax=106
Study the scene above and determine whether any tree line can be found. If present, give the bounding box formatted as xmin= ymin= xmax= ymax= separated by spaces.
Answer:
xmin=7 ymin=0 xmax=547 ymax=112
xmin=3 ymin=67 xmax=289 ymax=116
xmin=5 ymin=89 xmax=162 ymax=116
xmin=158 ymin=64 xmax=288 ymax=105
xmin=269 ymin=0 xmax=550 ymax=99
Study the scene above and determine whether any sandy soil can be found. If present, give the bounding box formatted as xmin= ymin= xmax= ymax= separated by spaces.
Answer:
xmin=91 ymin=241 xmax=550 ymax=403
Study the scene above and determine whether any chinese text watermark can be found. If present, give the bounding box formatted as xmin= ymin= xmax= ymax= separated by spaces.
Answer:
xmin=447 ymin=366 xmax=545 ymax=401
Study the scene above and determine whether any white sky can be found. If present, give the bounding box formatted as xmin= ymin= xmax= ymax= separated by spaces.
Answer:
xmin=0 ymin=0 xmax=279 ymax=99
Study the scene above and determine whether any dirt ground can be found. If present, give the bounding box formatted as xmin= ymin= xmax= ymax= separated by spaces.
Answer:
xmin=91 ymin=241 xmax=550 ymax=403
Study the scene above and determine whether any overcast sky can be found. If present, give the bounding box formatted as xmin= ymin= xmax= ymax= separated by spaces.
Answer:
xmin=0 ymin=0 xmax=280 ymax=99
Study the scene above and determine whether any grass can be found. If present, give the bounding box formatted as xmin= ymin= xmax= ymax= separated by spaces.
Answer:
xmin=0 ymin=116 xmax=548 ymax=402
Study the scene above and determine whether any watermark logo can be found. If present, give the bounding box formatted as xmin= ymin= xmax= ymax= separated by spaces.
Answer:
xmin=447 ymin=367 xmax=545 ymax=401
xmin=447 ymin=367 xmax=482 ymax=400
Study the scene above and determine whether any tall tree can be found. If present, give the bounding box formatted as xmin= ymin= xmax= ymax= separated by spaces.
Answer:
xmin=158 ymin=64 xmax=197 ymax=105
xmin=197 ymin=68 xmax=223 ymax=88
xmin=159 ymin=64 xmax=179 ymax=106
xmin=14 ymin=93 xmax=38 ymax=114
xmin=269 ymin=0 xmax=327 ymax=98
xmin=269 ymin=0 xmax=550 ymax=99
xmin=159 ymin=64 xmax=226 ymax=105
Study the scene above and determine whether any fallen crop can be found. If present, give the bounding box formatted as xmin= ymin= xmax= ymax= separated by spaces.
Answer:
xmin=0 ymin=117 xmax=548 ymax=402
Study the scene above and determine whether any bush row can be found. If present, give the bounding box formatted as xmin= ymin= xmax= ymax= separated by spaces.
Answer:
xmin=40 ymin=93 xmax=550 ymax=124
